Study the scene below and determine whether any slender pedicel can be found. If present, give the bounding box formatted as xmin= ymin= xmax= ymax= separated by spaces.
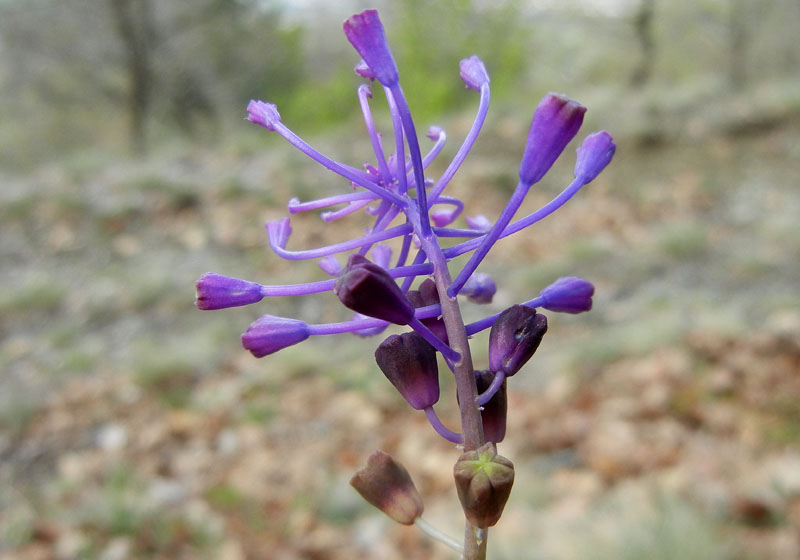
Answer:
xmin=288 ymin=191 xmax=378 ymax=214
xmin=424 ymin=406 xmax=464 ymax=444
xmin=358 ymin=84 xmax=393 ymax=183
xmin=267 ymin=221 xmax=412 ymax=260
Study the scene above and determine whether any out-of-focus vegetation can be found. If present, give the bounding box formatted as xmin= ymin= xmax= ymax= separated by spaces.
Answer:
xmin=2 ymin=0 xmax=799 ymax=168
xmin=2 ymin=1 xmax=800 ymax=559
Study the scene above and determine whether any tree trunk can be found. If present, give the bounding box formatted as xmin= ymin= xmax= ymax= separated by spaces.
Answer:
xmin=109 ymin=0 xmax=156 ymax=154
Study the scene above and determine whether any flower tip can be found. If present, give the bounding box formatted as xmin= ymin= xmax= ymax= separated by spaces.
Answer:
xmin=539 ymin=276 xmax=594 ymax=313
xmin=519 ymin=92 xmax=587 ymax=185
xmin=574 ymin=131 xmax=616 ymax=183
xmin=334 ymin=254 xmax=415 ymax=325
xmin=343 ymin=10 xmax=399 ymax=87
xmin=246 ymin=99 xmax=281 ymax=131
xmin=241 ymin=315 xmax=310 ymax=358
xmin=459 ymin=55 xmax=489 ymax=91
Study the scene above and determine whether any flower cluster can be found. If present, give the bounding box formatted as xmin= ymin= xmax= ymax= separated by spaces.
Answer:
xmin=195 ymin=9 xmax=614 ymax=542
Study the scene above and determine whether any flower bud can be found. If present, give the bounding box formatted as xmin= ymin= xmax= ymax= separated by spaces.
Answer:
xmin=459 ymin=55 xmax=490 ymax=91
xmin=241 ymin=315 xmax=310 ymax=358
xmin=334 ymin=254 xmax=415 ymax=325
xmin=343 ymin=10 xmax=399 ymax=87
xmin=475 ymin=370 xmax=507 ymax=443
xmin=406 ymin=278 xmax=447 ymax=343
xmin=539 ymin=276 xmax=594 ymax=313
xmin=461 ymin=272 xmax=496 ymax=304
xmin=375 ymin=332 xmax=439 ymax=410
xmin=519 ymin=93 xmax=586 ymax=186
xmin=350 ymin=450 xmax=423 ymax=525
xmin=575 ymin=131 xmax=616 ymax=183
xmin=453 ymin=442 xmax=514 ymax=527
xmin=489 ymin=305 xmax=547 ymax=376
xmin=465 ymin=214 xmax=492 ymax=232
xmin=195 ymin=273 xmax=263 ymax=310
xmin=265 ymin=217 xmax=292 ymax=249
xmin=246 ymin=100 xmax=281 ymax=131
xmin=318 ymin=256 xmax=341 ymax=276
xmin=354 ymin=59 xmax=375 ymax=80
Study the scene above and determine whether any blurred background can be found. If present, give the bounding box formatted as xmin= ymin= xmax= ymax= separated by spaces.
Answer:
xmin=1 ymin=0 xmax=799 ymax=558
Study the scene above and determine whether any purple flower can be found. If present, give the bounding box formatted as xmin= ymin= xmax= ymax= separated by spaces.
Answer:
xmin=575 ymin=131 xmax=616 ymax=183
xmin=375 ymin=332 xmax=440 ymax=410
xmin=334 ymin=254 xmax=415 ymax=325
xmin=343 ymin=10 xmax=399 ymax=87
xmin=519 ymin=93 xmax=586 ymax=186
xmin=539 ymin=276 xmax=594 ymax=313
xmin=353 ymin=59 xmax=375 ymax=80
xmin=488 ymin=305 xmax=548 ymax=376
xmin=195 ymin=272 xmax=263 ymax=310
xmin=241 ymin=315 xmax=310 ymax=358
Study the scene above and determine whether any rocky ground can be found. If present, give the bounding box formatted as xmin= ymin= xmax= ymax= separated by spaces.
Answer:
xmin=1 ymin=99 xmax=799 ymax=559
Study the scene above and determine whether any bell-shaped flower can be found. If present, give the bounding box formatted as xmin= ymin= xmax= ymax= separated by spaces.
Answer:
xmin=375 ymin=332 xmax=439 ymax=410
xmin=539 ymin=276 xmax=594 ymax=313
xmin=488 ymin=305 xmax=547 ymax=376
xmin=453 ymin=442 xmax=515 ymax=528
xmin=519 ymin=93 xmax=586 ymax=186
xmin=334 ymin=254 xmax=415 ymax=325
xmin=241 ymin=315 xmax=310 ymax=358
xmin=475 ymin=370 xmax=507 ymax=443
xmin=350 ymin=450 xmax=424 ymax=525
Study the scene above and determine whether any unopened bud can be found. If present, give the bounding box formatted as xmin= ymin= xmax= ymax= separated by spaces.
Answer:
xmin=575 ymin=131 xmax=616 ymax=183
xmin=519 ymin=93 xmax=586 ymax=186
xmin=195 ymin=273 xmax=263 ymax=310
xmin=453 ymin=442 xmax=514 ymax=527
xmin=351 ymin=450 xmax=423 ymax=525
xmin=459 ymin=55 xmax=490 ymax=91
xmin=539 ymin=276 xmax=594 ymax=313
xmin=241 ymin=315 xmax=310 ymax=358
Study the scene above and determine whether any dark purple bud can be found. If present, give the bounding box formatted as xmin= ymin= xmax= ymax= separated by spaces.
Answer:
xmin=475 ymin=370 xmax=507 ymax=443
xmin=354 ymin=59 xmax=375 ymax=80
xmin=461 ymin=272 xmax=496 ymax=304
xmin=459 ymin=55 xmax=490 ymax=91
xmin=334 ymin=254 xmax=415 ymax=325
xmin=343 ymin=10 xmax=399 ymax=87
xmin=195 ymin=273 xmax=263 ymax=310
xmin=407 ymin=278 xmax=447 ymax=343
xmin=246 ymin=100 xmax=281 ymax=131
xmin=488 ymin=305 xmax=547 ymax=376
xmin=350 ymin=450 xmax=424 ymax=525
xmin=453 ymin=442 xmax=515 ymax=528
xmin=241 ymin=315 xmax=310 ymax=358
xmin=375 ymin=332 xmax=439 ymax=410
xmin=519 ymin=93 xmax=586 ymax=186
xmin=575 ymin=131 xmax=616 ymax=183
xmin=539 ymin=276 xmax=594 ymax=313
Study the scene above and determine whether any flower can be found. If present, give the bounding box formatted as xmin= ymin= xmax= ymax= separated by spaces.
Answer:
xmin=343 ymin=10 xmax=399 ymax=87
xmin=375 ymin=332 xmax=440 ymax=410
xmin=350 ymin=450 xmax=424 ymax=525
xmin=334 ymin=254 xmax=415 ymax=325
xmin=575 ymin=131 xmax=616 ymax=183
xmin=488 ymin=305 xmax=548 ymax=376
xmin=539 ymin=276 xmax=594 ymax=313
xmin=519 ymin=93 xmax=586 ymax=186
xmin=241 ymin=315 xmax=310 ymax=358
xmin=195 ymin=273 xmax=263 ymax=310
xmin=453 ymin=442 xmax=515 ymax=528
